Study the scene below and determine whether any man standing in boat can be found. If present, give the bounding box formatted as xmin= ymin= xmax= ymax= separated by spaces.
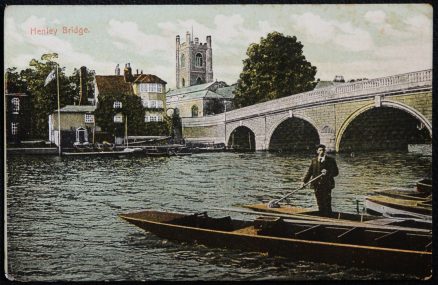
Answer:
xmin=301 ymin=144 xmax=339 ymax=216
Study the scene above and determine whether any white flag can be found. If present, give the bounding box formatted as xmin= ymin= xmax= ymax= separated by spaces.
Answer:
xmin=44 ymin=69 xmax=56 ymax=87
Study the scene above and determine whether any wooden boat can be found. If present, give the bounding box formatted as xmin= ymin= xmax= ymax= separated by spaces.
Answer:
xmin=365 ymin=196 xmax=432 ymax=221
xmin=372 ymin=188 xmax=431 ymax=201
xmin=416 ymin=178 xmax=432 ymax=194
xmin=240 ymin=203 xmax=431 ymax=229
xmin=119 ymin=210 xmax=431 ymax=277
xmin=62 ymin=147 xmax=144 ymax=157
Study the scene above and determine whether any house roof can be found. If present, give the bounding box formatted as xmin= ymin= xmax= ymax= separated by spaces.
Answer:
xmin=60 ymin=105 xmax=96 ymax=113
xmin=133 ymin=74 xmax=167 ymax=84
xmin=95 ymin=75 xmax=134 ymax=95
xmin=166 ymin=82 xmax=217 ymax=97
xmin=215 ymin=85 xmax=236 ymax=99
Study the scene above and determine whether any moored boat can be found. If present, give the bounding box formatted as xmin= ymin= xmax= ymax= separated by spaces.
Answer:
xmin=240 ymin=203 xmax=431 ymax=229
xmin=372 ymin=188 xmax=431 ymax=201
xmin=119 ymin=210 xmax=431 ymax=277
xmin=365 ymin=195 xmax=432 ymax=221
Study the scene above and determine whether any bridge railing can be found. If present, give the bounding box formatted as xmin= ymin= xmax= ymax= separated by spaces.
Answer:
xmin=226 ymin=69 xmax=432 ymax=121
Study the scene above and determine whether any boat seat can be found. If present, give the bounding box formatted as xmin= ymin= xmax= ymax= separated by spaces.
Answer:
xmin=169 ymin=213 xmax=234 ymax=231
xmin=254 ymin=216 xmax=291 ymax=237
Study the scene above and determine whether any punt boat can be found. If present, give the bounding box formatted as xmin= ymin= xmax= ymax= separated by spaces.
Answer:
xmin=240 ymin=203 xmax=431 ymax=229
xmin=365 ymin=195 xmax=432 ymax=221
xmin=119 ymin=210 xmax=431 ymax=277
xmin=372 ymin=188 xmax=431 ymax=201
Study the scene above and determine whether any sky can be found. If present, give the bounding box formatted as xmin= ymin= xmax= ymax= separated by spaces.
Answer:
xmin=4 ymin=4 xmax=433 ymax=89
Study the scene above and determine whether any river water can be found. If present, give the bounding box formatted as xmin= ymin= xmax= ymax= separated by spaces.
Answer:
xmin=6 ymin=151 xmax=432 ymax=281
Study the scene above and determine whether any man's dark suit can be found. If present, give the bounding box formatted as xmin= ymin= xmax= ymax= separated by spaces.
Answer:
xmin=303 ymin=155 xmax=339 ymax=216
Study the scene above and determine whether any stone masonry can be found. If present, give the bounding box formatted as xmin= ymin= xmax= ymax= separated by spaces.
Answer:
xmin=182 ymin=69 xmax=432 ymax=152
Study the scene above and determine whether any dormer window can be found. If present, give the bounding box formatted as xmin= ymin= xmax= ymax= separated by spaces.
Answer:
xmin=195 ymin=53 xmax=203 ymax=67
xmin=113 ymin=101 xmax=122 ymax=109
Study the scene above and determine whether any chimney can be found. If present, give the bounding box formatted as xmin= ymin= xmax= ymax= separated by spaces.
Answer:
xmin=79 ymin=66 xmax=87 ymax=105
xmin=124 ymin=63 xmax=133 ymax=82
xmin=206 ymin=35 xmax=211 ymax=48
xmin=186 ymin=31 xmax=191 ymax=44
xmin=136 ymin=69 xmax=139 ymax=75
xmin=194 ymin=37 xmax=199 ymax=45
xmin=141 ymin=70 xmax=143 ymax=74
xmin=115 ymin=64 xmax=120 ymax=75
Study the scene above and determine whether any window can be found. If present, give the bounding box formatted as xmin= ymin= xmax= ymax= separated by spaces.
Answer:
xmin=113 ymin=101 xmax=122 ymax=109
xmin=84 ymin=114 xmax=94 ymax=123
xmin=114 ymin=114 xmax=123 ymax=123
xmin=11 ymin=122 xmax=18 ymax=135
xmin=11 ymin=98 xmax=20 ymax=113
xmin=180 ymin=54 xmax=185 ymax=67
xmin=140 ymin=83 xmax=162 ymax=93
xmin=145 ymin=115 xmax=163 ymax=122
xmin=182 ymin=78 xmax=185 ymax=87
xmin=191 ymin=105 xmax=199 ymax=117
xmin=195 ymin=53 xmax=203 ymax=67
xmin=143 ymin=100 xmax=164 ymax=109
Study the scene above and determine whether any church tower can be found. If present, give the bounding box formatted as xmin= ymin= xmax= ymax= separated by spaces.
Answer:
xmin=176 ymin=31 xmax=213 ymax=89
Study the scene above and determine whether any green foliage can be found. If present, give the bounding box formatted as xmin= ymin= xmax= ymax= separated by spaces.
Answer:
xmin=94 ymin=92 xmax=170 ymax=137
xmin=69 ymin=67 xmax=96 ymax=105
xmin=234 ymin=32 xmax=317 ymax=108
xmin=94 ymin=92 xmax=139 ymax=135
xmin=6 ymin=59 xmax=77 ymax=138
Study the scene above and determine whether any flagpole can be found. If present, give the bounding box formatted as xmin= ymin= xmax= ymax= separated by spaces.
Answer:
xmin=56 ymin=64 xmax=61 ymax=156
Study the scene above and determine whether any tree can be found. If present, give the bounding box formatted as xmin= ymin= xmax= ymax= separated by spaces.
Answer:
xmin=234 ymin=32 xmax=317 ymax=108
xmin=69 ymin=67 xmax=96 ymax=105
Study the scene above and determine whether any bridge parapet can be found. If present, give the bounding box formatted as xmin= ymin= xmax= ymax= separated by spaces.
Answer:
xmin=226 ymin=69 xmax=432 ymax=121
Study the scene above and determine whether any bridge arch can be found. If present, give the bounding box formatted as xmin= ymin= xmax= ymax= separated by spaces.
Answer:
xmin=267 ymin=113 xmax=320 ymax=152
xmin=227 ymin=124 xmax=257 ymax=151
xmin=336 ymin=100 xmax=432 ymax=152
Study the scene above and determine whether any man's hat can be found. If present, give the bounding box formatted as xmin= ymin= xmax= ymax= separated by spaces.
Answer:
xmin=316 ymin=144 xmax=326 ymax=149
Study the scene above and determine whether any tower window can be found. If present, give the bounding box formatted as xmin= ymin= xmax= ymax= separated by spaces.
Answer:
xmin=182 ymin=78 xmax=185 ymax=87
xmin=113 ymin=101 xmax=122 ymax=109
xmin=196 ymin=77 xmax=203 ymax=85
xmin=180 ymin=54 xmax=185 ymax=68
xmin=195 ymin=53 xmax=203 ymax=67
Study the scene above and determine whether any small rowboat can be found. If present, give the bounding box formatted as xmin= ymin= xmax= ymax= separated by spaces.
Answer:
xmin=119 ymin=210 xmax=431 ymax=277
xmin=365 ymin=196 xmax=432 ymax=221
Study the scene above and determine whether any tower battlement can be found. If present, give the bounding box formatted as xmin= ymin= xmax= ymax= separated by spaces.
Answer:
xmin=176 ymin=31 xmax=213 ymax=89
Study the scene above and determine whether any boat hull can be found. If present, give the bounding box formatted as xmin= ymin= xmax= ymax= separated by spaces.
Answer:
xmin=365 ymin=197 xmax=432 ymax=221
xmin=119 ymin=210 xmax=431 ymax=277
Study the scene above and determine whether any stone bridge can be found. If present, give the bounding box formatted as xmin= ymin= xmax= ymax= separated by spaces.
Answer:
xmin=182 ymin=69 xmax=432 ymax=152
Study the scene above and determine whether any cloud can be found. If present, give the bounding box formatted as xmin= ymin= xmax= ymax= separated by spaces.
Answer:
xmin=290 ymin=12 xmax=374 ymax=52
xmin=364 ymin=10 xmax=387 ymax=24
xmin=5 ymin=15 xmax=115 ymax=74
